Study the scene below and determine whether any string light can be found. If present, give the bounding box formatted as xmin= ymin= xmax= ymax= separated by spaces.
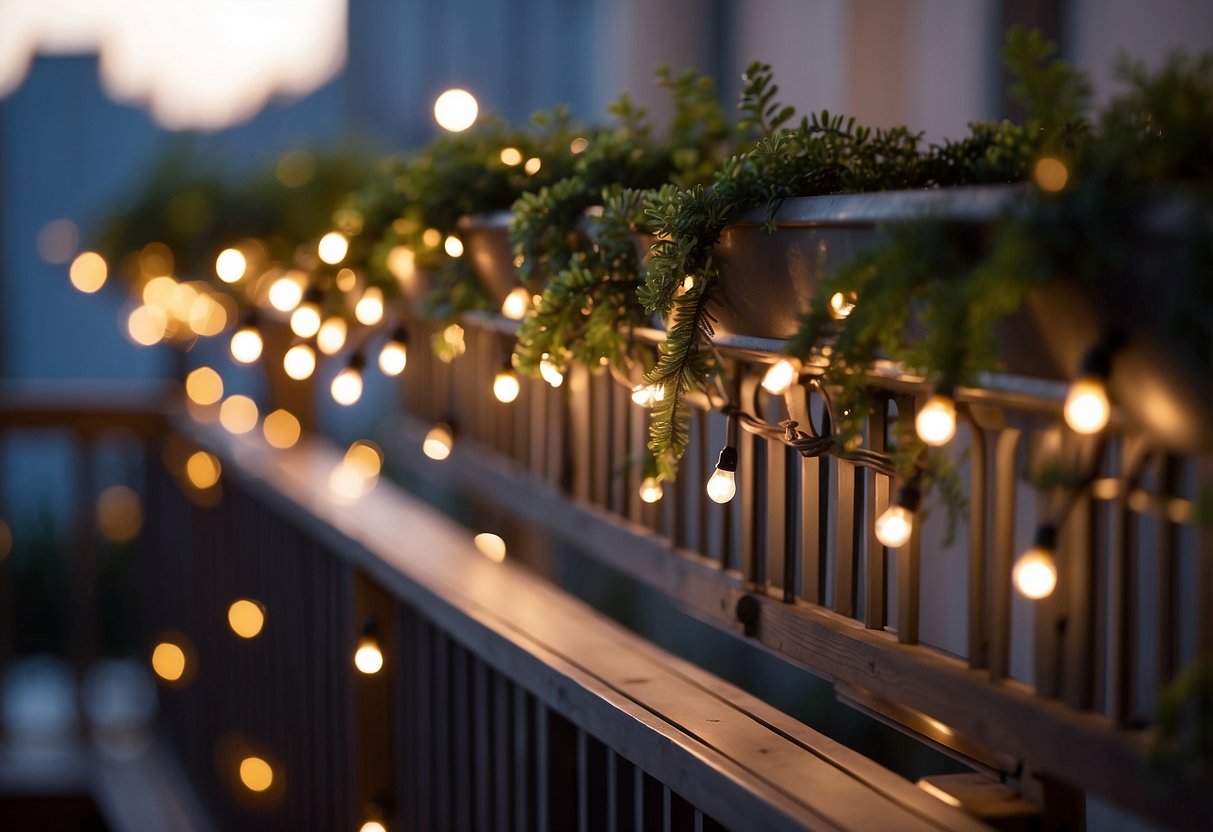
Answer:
xmin=69 ymin=251 xmax=108 ymax=293
xmin=640 ymin=477 xmax=663 ymax=504
xmin=283 ymin=342 xmax=317 ymax=380
xmin=228 ymin=599 xmax=266 ymax=639
xmin=500 ymin=286 xmax=530 ymax=320
xmin=1013 ymin=526 xmax=1058 ymax=599
xmin=239 ymin=757 xmax=273 ymax=792
xmin=215 ymin=248 xmax=246 ymax=283
xmin=317 ymin=316 xmax=348 ymax=355
xmin=423 ymin=422 xmax=454 ymax=461
xmin=151 ymin=641 xmax=187 ymax=682
xmin=706 ymin=446 xmax=738 ymax=504
xmin=331 ymin=354 xmax=365 ymax=406
xmin=1064 ymin=339 xmax=1119 ymax=434
xmin=915 ymin=388 xmax=958 ymax=447
xmin=761 ymin=358 xmax=801 ymax=396
xmin=229 ymin=320 xmax=263 ymax=364
xmin=524 ymin=157 xmax=542 ymax=175
xmin=828 ymin=291 xmax=856 ymax=319
xmin=185 ymin=366 xmax=224 ymax=405
xmin=631 ymin=383 xmax=664 ymax=407
xmin=493 ymin=360 xmax=521 ymax=404
xmin=290 ymin=288 xmax=323 ymax=337
xmin=317 ymin=231 xmax=349 ymax=265
xmin=355 ymin=287 xmax=385 ymax=326
xmin=443 ymin=235 xmax=464 ymax=258
xmin=473 ymin=532 xmax=507 ymax=563
xmin=262 ymin=409 xmax=301 ymax=449
xmin=538 ymin=354 xmax=563 ymax=388
xmin=433 ymin=88 xmax=479 ymax=132
xmin=268 ymin=274 xmax=305 ymax=312
xmin=874 ymin=484 xmax=920 ymax=549
xmin=353 ymin=619 xmax=384 ymax=674
xmin=378 ymin=327 xmax=408 ymax=376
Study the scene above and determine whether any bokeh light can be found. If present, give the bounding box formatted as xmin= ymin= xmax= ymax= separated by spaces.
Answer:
xmin=262 ymin=409 xmax=301 ymax=449
xmin=96 ymin=485 xmax=143 ymax=543
xmin=228 ymin=599 xmax=266 ymax=639
xmin=433 ymin=88 xmax=478 ymax=132
xmin=219 ymin=395 xmax=259 ymax=434
xmin=69 ymin=251 xmax=108 ymax=293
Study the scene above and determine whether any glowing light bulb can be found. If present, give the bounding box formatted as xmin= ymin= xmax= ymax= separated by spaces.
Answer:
xmin=219 ymin=395 xmax=259 ymax=434
xmin=355 ymin=287 xmax=385 ymax=326
xmin=493 ymin=365 xmax=521 ymax=403
xmin=230 ymin=325 xmax=263 ymax=363
xmin=262 ymin=409 xmax=301 ymax=449
xmin=423 ymin=423 xmax=454 ymax=461
xmin=915 ymin=393 xmax=958 ymax=446
xmin=317 ymin=317 xmax=348 ymax=355
xmin=875 ymin=485 xmax=920 ymax=549
xmin=474 ymin=533 xmax=507 ymax=563
xmin=761 ymin=358 xmax=800 ymax=396
xmin=185 ymin=366 xmax=224 ymax=405
xmin=215 ymin=248 xmax=246 ymax=283
xmin=538 ymin=355 xmax=563 ymax=388
xmin=1013 ymin=527 xmax=1058 ymax=599
xmin=378 ymin=333 xmax=408 ymax=376
xmin=706 ymin=446 xmax=738 ymax=504
xmin=500 ymin=287 xmax=529 ymax=320
xmin=434 ymin=88 xmax=479 ymax=132
xmin=317 ymin=231 xmax=349 ymax=265
xmin=290 ymin=300 xmax=322 ymax=338
xmin=239 ymin=757 xmax=273 ymax=792
xmin=1064 ymin=376 xmax=1110 ymax=434
xmin=283 ymin=343 xmax=317 ymax=380
xmin=524 ymin=157 xmax=542 ymax=175
xmin=127 ymin=304 xmax=168 ymax=346
xmin=640 ymin=477 xmax=663 ymax=504
xmin=69 ymin=251 xmax=108 ymax=293
xmin=1033 ymin=157 xmax=1069 ymax=193
xmin=444 ymin=235 xmax=464 ymax=258
xmin=360 ymin=823 xmax=387 ymax=832
xmin=631 ymin=383 xmax=665 ymax=407
xmin=331 ymin=363 xmax=364 ymax=406
xmin=268 ymin=275 xmax=304 ymax=311
xmin=499 ymin=147 xmax=522 ymax=166
xmin=186 ymin=451 xmax=221 ymax=489
xmin=828 ymin=291 xmax=856 ymax=319
xmin=228 ymin=599 xmax=265 ymax=638
xmin=354 ymin=638 xmax=384 ymax=674
xmin=151 ymin=641 xmax=186 ymax=682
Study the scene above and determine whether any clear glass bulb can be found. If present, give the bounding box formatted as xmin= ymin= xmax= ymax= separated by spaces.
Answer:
xmin=423 ymin=424 xmax=453 ymax=460
xmin=378 ymin=341 xmax=407 ymax=376
xmin=915 ymin=394 xmax=957 ymax=446
xmin=331 ymin=368 xmax=363 ymax=406
xmin=639 ymin=477 xmax=663 ymax=504
xmin=355 ymin=287 xmax=384 ymax=326
xmin=874 ymin=505 xmax=914 ymax=548
xmin=353 ymin=639 xmax=383 ymax=674
xmin=290 ymin=303 xmax=321 ymax=338
xmin=317 ymin=317 xmax=348 ymax=355
xmin=539 ymin=355 xmax=563 ymax=388
xmin=761 ymin=358 xmax=799 ymax=396
xmin=230 ymin=326 xmax=263 ymax=363
xmin=493 ymin=370 xmax=521 ymax=403
xmin=1013 ymin=547 xmax=1058 ymax=599
xmin=706 ymin=468 xmax=736 ymax=504
xmin=829 ymin=291 xmax=855 ymax=319
xmin=283 ymin=344 xmax=316 ymax=380
xmin=501 ymin=287 xmax=530 ymax=320
xmin=1064 ymin=376 xmax=1109 ymax=434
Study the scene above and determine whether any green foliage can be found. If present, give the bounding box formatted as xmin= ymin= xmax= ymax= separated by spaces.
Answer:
xmin=1153 ymin=654 xmax=1213 ymax=769
xmin=1002 ymin=25 xmax=1092 ymax=140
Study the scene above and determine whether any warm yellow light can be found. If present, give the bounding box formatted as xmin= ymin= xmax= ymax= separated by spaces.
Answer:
xmin=283 ymin=344 xmax=317 ymax=380
xmin=186 ymin=451 xmax=222 ymax=489
xmin=354 ymin=639 xmax=384 ymax=674
xmin=127 ymin=305 xmax=168 ymax=346
xmin=239 ymin=757 xmax=273 ymax=792
xmin=317 ymin=317 xmax=348 ymax=355
xmin=706 ymin=468 xmax=736 ymax=504
xmin=539 ymin=355 xmax=563 ymax=388
xmin=444 ymin=235 xmax=464 ymax=258
xmin=1033 ymin=157 xmax=1069 ymax=193
xmin=262 ymin=409 xmax=301 ymax=449
xmin=96 ymin=485 xmax=143 ymax=544
xmin=268 ymin=276 xmax=305 ymax=312
xmin=499 ymin=147 xmax=523 ymax=166
xmin=441 ymin=324 xmax=466 ymax=359
xmin=328 ymin=463 xmax=373 ymax=502
xmin=423 ymin=423 xmax=454 ymax=461
xmin=219 ymin=395 xmax=259 ymax=434
xmin=229 ymin=326 xmax=264 ymax=364
xmin=335 ymin=267 xmax=358 ymax=292
xmin=290 ymin=303 xmax=322 ymax=338
xmin=631 ymin=383 xmax=664 ymax=407
xmin=493 ymin=368 xmax=521 ymax=403
xmin=433 ymin=88 xmax=479 ymax=132
xmin=829 ymin=291 xmax=855 ymax=319
xmin=215 ymin=248 xmax=247 ymax=283
xmin=360 ymin=823 xmax=387 ymax=832
xmin=474 ymin=532 xmax=507 ymax=563
xmin=500 ymin=286 xmax=529 ymax=320
xmin=523 ymin=157 xmax=542 ymax=175
xmin=1064 ymin=377 xmax=1110 ymax=434
xmin=387 ymin=246 xmax=415 ymax=282
xmin=186 ymin=366 xmax=224 ymax=405
xmin=639 ymin=477 xmax=663 ymax=504
xmin=69 ymin=251 xmax=108 ymax=293
xmin=228 ymin=599 xmax=266 ymax=638
xmin=378 ymin=340 xmax=407 ymax=376
xmin=139 ymin=243 xmax=173 ymax=278
xmin=569 ymin=137 xmax=589 ymax=154
xmin=317 ymin=231 xmax=349 ymax=265
xmin=187 ymin=293 xmax=228 ymax=336
xmin=874 ymin=505 xmax=914 ymax=549
xmin=761 ymin=358 xmax=800 ymax=396
xmin=1013 ymin=547 xmax=1058 ymax=599
xmin=151 ymin=642 xmax=186 ymax=681
xmin=422 ymin=228 xmax=442 ymax=248
xmin=345 ymin=441 xmax=383 ymax=478
xmin=915 ymin=394 xmax=958 ymax=446
xmin=355 ymin=287 xmax=385 ymax=325
xmin=331 ymin=367 xmax=363 ymax=405
xmin=141 ymin=275 xmax=178 ymax=310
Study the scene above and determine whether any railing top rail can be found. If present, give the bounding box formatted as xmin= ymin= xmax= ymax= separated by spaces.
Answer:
xmin=0 ymin=382 xmax=173 ymax=436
